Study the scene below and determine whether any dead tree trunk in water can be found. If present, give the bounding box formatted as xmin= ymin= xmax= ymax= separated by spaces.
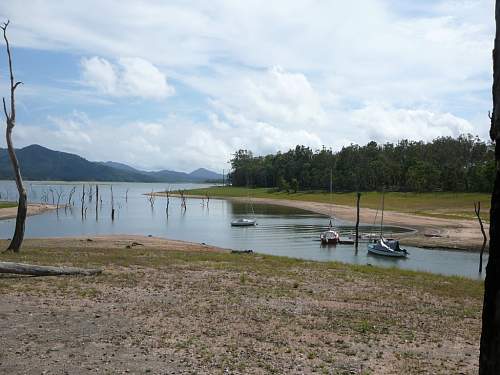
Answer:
xmin=475 ymin=201 xmax=488 ymax=273
xmin=95 ymin=185 xmax=99 ymax=220
xmin=480 ymin=2 xmax=500 ymax=372
xmin=355 ymin=192 xmax=361 ymax=249
xmin=111 ymin=185 xmax=115 ymax=221
xmin=81 ymin=184 xmax=85 ymax=219
xmin=1 ymin=21 xmax=27 ymax=252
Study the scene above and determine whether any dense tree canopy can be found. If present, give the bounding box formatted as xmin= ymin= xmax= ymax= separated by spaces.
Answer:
xmin=229 ymin=135 xmax=494 ymax=192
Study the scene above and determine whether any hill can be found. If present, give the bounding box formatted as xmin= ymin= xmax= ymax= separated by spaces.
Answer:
xmin=0 ymin=145 xmax=222 ymax=182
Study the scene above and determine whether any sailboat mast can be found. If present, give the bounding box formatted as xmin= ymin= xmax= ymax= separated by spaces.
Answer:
xmin=329 ymin=168 xmax=333 ymax=225
xmin=380 ymin=189 xmax=385 ymax=237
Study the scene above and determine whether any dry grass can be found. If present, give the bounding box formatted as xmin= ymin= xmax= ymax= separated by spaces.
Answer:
xmin=0 ymin=237 xmax=483 ymax=374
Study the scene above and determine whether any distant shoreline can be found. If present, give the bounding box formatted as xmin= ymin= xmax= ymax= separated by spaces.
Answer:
xmin=0 ymin=203 xmax=57 ymax=221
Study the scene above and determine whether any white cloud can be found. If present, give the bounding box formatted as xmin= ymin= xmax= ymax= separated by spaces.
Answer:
xmin=80 ymin=56 xmax=174 ymax=99
xmin=0 ymin=0 xmax=493 ymax=169
xmin=349 ymin=104 xmax=474 ymax=143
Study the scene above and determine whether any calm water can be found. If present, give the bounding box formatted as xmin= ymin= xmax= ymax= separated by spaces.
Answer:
xmin=0 ymin=181 xmax=487 ymax=279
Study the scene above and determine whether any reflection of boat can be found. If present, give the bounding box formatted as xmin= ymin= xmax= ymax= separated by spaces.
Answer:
xmin=367 ymin=190 xmax=408 ymax=258
xmin=320 ymin=169 xmax=339 ymax=244
xmin=231 ymin=218 xmax=256 ymax=227
xmin=368 ymin=237 xmax=408 ymax=257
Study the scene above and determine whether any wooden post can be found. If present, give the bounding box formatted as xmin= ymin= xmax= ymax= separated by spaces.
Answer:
xmin=111 ymin=185 xmax=115 ymax=221
xmin=95 ymin=184 xmax=99 ymax=220
xmin=355 ymin=192 xmax=361 ymax=249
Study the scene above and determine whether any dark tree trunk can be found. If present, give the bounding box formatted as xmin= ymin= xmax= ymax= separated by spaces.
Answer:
xmin=1 ymin=21 xmax=26 ymax=253
xmin=355 ymin=192 xmax=361 ymax=249
xmin=480 ymin=2 xmax=500 ymax=373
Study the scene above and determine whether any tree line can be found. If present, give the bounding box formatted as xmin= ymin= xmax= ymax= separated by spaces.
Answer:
xmin=229 ymin=135 xmax=495 ymax=192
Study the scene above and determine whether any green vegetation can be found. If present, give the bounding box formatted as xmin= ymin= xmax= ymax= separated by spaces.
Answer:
xmin=0 ymin=201 xmax=17 ymax=209
xmin=230 ymin=135 xmax=494 ymax=193
xmin=185 ymin=186 xmax=490 ymax=220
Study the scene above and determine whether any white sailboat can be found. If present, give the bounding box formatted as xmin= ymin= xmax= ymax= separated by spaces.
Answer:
xmin=231 ymin=188 xmax=256 ymax=227
xmin=367 ymin=190 xmax=408 ymax=257
xmin=320 ymin=169 xmax=340 ymax=244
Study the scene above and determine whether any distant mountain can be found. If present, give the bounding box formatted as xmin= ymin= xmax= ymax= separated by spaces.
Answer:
xmin=0 ymin=145 xmax=222 ymax=183
xmin=100 ymin=161 xmax=143 ymax=174
xmin=189 ymin=168 xmax=222 ymax=180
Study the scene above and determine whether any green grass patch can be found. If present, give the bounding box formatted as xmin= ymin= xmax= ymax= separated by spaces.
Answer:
xmin=0 ymin=201 xmax=17 ymax=209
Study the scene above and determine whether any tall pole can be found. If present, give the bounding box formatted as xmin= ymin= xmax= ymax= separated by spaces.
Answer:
xmin=355 ymin=192 xmax=361 ymax=249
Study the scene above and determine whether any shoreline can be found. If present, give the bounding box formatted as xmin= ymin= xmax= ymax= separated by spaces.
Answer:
xmin=0 ymin=203 xmax=58 ymax=221
xmin=154 ymin=192 xmax=487 ymax=252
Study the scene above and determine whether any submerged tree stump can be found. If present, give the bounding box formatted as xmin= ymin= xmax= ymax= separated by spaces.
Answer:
xmin=0 ymin=261 xmax=102 ymax=276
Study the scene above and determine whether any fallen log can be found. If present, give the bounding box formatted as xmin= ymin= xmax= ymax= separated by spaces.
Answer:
xmin=0 ymin=261 xmax=102 ymax=276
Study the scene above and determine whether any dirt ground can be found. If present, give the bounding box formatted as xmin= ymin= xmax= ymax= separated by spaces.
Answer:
xmin=0 ymin=236 xmax=482 ymax=374
xmin=159 ymin=194 xmax=487 ymax=251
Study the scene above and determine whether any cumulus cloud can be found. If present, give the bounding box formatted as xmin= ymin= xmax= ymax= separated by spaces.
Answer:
xmin=80 ymin=56 xmax=174 ymax=99
xmin=349 ymin=104 xmax=474 ymax=144
xmin=0 ymin=0 xmax=492 ymax=169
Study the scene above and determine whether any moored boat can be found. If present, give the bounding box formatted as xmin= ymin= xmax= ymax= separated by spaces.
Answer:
xmin=231 ymin=218 xmax=256 ymax=227
xmin=320 ymin=227 xmax=340 ymax=244
xmin=319 ymin=169 xmax=339 ymax=245
xmin=367 ymin=237 xmax=408 ymax=258
xmin=367 ymin=190 xmax=408 ymax=258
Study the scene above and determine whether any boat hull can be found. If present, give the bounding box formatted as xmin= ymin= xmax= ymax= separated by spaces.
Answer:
xmin=231 ymin=219 xmax=256 ymax=227
xmin=321 ymin=238 xmax=339 ymax=245
xmin=367 ymin=244 xmax=407 ymax=258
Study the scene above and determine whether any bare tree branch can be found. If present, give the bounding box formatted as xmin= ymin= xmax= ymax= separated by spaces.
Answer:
xmin=2 ymin=97 xmax=8 ymax=120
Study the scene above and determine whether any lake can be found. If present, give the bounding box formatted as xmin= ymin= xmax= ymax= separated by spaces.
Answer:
xmin=0 ymin=181 xmax=487 ymax=279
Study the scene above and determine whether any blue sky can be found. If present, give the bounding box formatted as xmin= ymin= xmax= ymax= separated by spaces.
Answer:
xmin=0 ymin=0 xmax=494 ymax=172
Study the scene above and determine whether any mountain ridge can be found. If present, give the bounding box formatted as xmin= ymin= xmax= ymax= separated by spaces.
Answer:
xmin=0 ymin=145 xmax=222 ymax=182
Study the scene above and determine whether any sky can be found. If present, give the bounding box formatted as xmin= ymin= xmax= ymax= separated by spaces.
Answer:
xmin=0 ymin=0 xmax=494 ymax=172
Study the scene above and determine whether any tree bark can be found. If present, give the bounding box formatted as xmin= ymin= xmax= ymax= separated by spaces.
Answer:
xmin=0 ymin=261 xmax=102 ymax=276
xmin=480 ymin=2 xmax=500 ymax=373
xmin=1 ymin=21 xmax=27 ymax=253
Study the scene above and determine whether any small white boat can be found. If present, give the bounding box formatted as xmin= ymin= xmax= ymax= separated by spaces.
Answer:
xmin=231 ymin=218 xmax=256 ymax=227
xmin=367 ymin=238 xmax=408 ymax=258
xmin=320 ymin=228 xmax=340 ymax=244
xmin=320 ymin=170 xmax=339 ymax=245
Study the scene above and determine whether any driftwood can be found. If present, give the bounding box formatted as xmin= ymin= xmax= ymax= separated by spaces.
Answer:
xmin=0 ymin=261 xmax=102 ymax=276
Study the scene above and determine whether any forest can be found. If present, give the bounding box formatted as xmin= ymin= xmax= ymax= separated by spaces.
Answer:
xmin=229 ymin=134 xmax=495 ymax=192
